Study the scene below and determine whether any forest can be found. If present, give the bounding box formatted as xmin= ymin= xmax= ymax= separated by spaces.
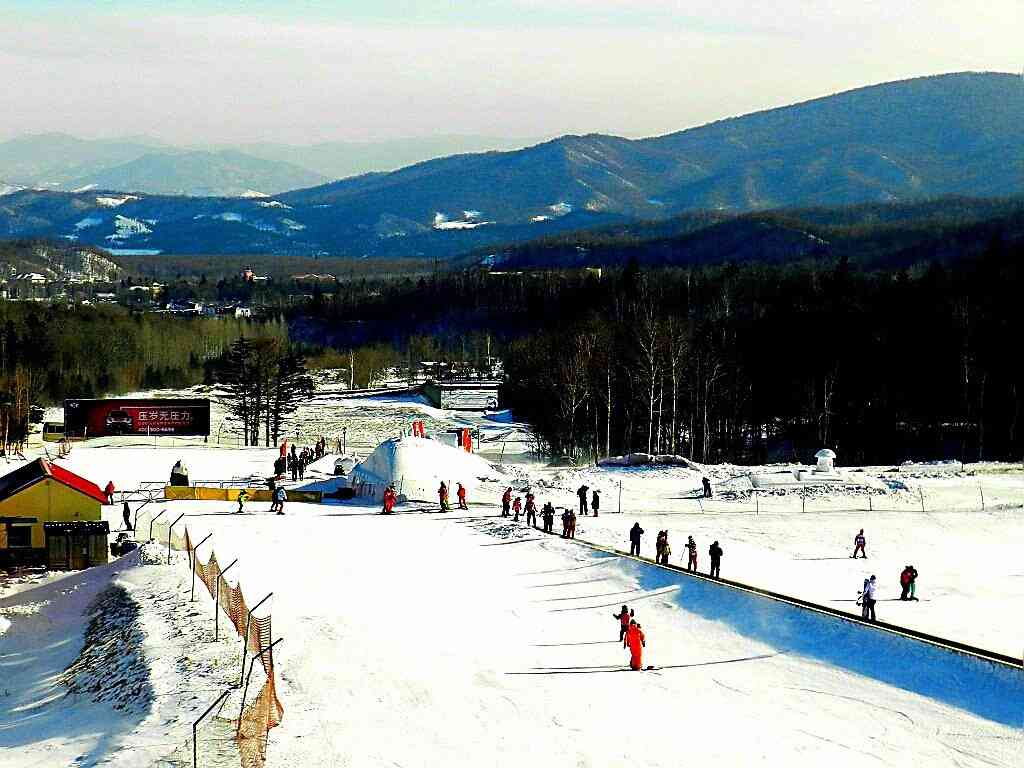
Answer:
xmin=304 ymin=237 xmax=1024 ymax=465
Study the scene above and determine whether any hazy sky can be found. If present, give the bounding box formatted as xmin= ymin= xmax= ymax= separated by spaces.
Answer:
xmin=1 ymin=1 xmax=1020 ymax=145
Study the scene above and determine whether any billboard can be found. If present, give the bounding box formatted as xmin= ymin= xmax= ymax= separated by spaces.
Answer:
xmin=63 ymin=398 xmax=211 ymax=438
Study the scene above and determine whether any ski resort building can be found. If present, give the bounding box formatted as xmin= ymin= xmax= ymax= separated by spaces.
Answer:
xmin=0 ymin=458 xmax=109 ymax=570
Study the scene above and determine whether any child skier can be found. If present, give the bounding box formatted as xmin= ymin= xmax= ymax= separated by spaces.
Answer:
xmin=613 ymin=605 xmax=633 ymax=641
xmin=525 ymin=493 xmax=537 ymax=527
xmin=438 ymin=482 xmax=450 ymax=512
xmin=624 ymin=620 xmax=646 ymax=670
xmin=456 ymin=483 xmax=468 ymax=510
xmin=685 ymin=535 xmax=698 ymax=571
xmin=236 ymin=489 xmax=249 ymax=514
xmin=512 ymin=496 xmax=522 ymax=522
xmin=852 ymin=529 xmax=867 ymax=559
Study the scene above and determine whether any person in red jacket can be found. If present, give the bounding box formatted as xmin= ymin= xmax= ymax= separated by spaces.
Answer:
xmin=104 ymin=480 xmax=115 ymax=505
xmin=512 ymin=496 xmax=522 ymax=521
xmin=501 ymin=487 xmax=512 ymax=517
xmin=456 ymin=483 xmax=468 ymax=510
xmin=612 ymin=605 xmax=633 ymax=641
xmin=381 ymin=485 xmax=397 ymax=515
xmin=438 ymin=482 xmax=450 ymax=512
xmin=624 ymin=620 xmax=646 ymax=670
xmin=525 ymin=492 xmax=537 ymax=527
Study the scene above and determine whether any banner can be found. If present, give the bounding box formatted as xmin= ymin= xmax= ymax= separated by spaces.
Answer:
xmin=63 ymin=398 xmax=211 ymax=438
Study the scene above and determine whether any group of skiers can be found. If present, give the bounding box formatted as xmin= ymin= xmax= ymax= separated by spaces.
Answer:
xmin=852 ymin=530 xmax=921 ymax=621
xmin=626 ymin=524 xmax=724 ymax=578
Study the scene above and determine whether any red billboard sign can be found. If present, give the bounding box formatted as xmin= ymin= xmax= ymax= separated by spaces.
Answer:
xmin=64 ymin=399 xmax=211 ymax=438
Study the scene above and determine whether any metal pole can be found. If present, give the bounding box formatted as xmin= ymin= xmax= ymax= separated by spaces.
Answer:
xmin=239 ymin=592 xmax=273 ymax=686
xmin=618 ymin=480 xmax=622 ymax=514
xmin=237 ymin=638 xmax=283 ymax=737
xmin=149 ymin=509 xmax=165 ymax=541
xmin=801 ymin=489 xmax=806 ymax=514
xmin=193 ymin=688 xmax=231 ymax=768
xmin=190 ymin=533 xmax=213 ymax=601
xmin=919 ymin=487 xmax=925 ymax=513
xmin=214 ymin=558 xmax=239 ymax=641
xmin=343 ymin=427 xmax=347 ymax=455
xmin=167 ymin=512 xmax=185 ymax=564
xmin=979 ymin=484 xmax=986 ymax=512
xmin=754 ymin=490 xmax=759 ymax=515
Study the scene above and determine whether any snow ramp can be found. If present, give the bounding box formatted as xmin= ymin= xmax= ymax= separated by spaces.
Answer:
xmin=350 ymin=436 xmax=499 ymax=502
xmin=581 ymin=545 xmax=1024 ymax=727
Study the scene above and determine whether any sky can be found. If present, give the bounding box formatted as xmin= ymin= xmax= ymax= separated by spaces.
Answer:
xmin=0 ymin=0 xmax=1020 ymax=146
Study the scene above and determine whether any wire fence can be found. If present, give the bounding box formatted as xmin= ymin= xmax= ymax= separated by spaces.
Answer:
xmin=133 ymin=502 xmax=285 ymax=768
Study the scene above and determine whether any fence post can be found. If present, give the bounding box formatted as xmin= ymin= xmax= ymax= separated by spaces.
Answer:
xmin=193 ymin=688 xmax=231 ymax=768
xmin=919 ymin=487 xmax=925 ymax=513
xmin=190 ymin=533 xmax=213 ymax=601
xmin=618 ymin=480 xmax=622 ymax=514
xmin=149 ymin=509 xmax=165 ymax=541
xmin=215 ymin=559 xmax=239 ymax=641
xmin=869 ymin=495 xmax=873 ymax=513
xmin=754 ymin=490 xmax=758 ymax=515
xmin=240 ymin=592 xmax=273 ymax=687
xmin=801 ymin=488 xmax=806 ymax=514
xmin=979 ymin=484 xmax=986 ymax=512
xmin=167 ymin=512 xmax=185 ymax=565
xmin=237 ymin=638 xmax=284 ymax=737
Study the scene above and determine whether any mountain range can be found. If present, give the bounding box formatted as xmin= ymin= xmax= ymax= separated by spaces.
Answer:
xmin=1 ymin=72 xmax=1022 ymax=259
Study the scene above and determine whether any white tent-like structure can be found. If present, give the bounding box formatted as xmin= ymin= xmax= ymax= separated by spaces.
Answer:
xmin=814 ymin=449 xmax=837 ymax=473
xmin=350 ymin=436 xmax=497 ymax=502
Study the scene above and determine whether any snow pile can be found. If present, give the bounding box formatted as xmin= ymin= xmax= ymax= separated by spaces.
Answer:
xmin=549 ymin=201 xmax=572 ymax=216
xmin=432 ymin=211 xmax=492 ymax=230
xmin=106 ymin=215 xmax=153 ymax=241
xmin=95 ymin=195 xmax=139 ymax=208
xmin=60 ymin=582 xmax=154 ymax=714
xmin=0 ymin=182 xmax=25 ymax=196
xmin=75 ymin=216 xmax=103 ymax=230
xmin=599 ymin=453 xmax=704 ymax=471
xmin=350 ymin=435 xmax=498 ymax=501
xmin=239 ymin=189 xmax=269 ymax=198
xmin=257 ymin=200 xmax=291 ymax=209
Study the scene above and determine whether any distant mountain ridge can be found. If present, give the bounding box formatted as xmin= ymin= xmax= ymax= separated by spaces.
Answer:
xmin=1 ymin=73 xmax=1022 ymax=257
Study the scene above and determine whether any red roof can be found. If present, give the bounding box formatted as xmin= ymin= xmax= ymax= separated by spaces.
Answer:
xmin=45 ymin=461 xmax=108 ymax=504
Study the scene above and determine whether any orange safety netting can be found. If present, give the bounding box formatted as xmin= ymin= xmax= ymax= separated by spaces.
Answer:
xmin=182 ymin=527 xmax=284 ymax=768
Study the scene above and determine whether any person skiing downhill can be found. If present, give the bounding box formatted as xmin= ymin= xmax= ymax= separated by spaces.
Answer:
xmin=629 ymin=523 xmax=644 ymax=556
xmin=624 ymin=620 xmax=646 ymax=671
xmin=685 ymin=535 xmax=698 ymax=571
xmin=577 ymin=485 xmax=590 ymax=515
xmin=456 ymin=483 xmax=468 ymax=510
xmin=591 ymin=489 xmax=600 ymax=517
xmin=438 ymin=482 xmax=450 ymax=512
xmin=852 ymin=529 xmax=867 ymax=559
xmin=613 ymin=605 xmax=634 ymax=641
xmin=501 ymin=487 xmax=512 ymax=517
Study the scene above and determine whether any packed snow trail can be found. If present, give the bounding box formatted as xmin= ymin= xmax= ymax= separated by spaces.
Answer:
xmin=141 ymin=500 xmax=1020 ymax=767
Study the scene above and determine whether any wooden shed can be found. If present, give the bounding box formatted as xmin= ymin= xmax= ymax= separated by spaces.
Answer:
xmin=0 ymin=459 xmax=109 ymax=570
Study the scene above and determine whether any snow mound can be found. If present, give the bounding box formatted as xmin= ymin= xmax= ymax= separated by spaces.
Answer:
xmin=599 ymin=453 xmax=704 ymax=471
xmin=96 ymin=195 xmax=138 ymax=208
xmin=60 ymin=582 xmax=154 ymax=714
xmin=351 ymin=436 xmax=496 ymax=502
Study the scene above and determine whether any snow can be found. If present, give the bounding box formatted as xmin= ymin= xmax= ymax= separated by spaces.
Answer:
xmin=105 ymin=215 xmax=152 ymax=241
xmin=0 ymin=182 xmax=25 ymax=196
xmin=280 ymin=218 xmax=306 ymax=231
xmin=215 ymin=212 xmax=244 ymax=222
xmin=95 ymin=195 xmax=138 ymax=208
xmin=74 ymin=216 xmax=103 ymax=230
xmin=433 ymin=212 xmax=492 ymax=230
xmin=549 ymin=201 xmax=573 ymax=216
xmin=239 ymin=189 xmax=270 ymax=198
xmin=71 ymin=184 xmax=98 ymax=193
xmin=530 ymin=215 xmax=551 ymax=222
xmin=257 ymin=200 xmax=292 ymax=209
xmin=4 ymin=395 xmax=1024 ymax=766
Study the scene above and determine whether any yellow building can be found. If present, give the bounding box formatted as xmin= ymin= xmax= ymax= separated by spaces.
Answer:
xmin=0 ymin=458 xmax=109 ymax=570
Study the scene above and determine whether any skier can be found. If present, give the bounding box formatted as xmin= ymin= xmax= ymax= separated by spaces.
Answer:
xmin=655 ymin=531 xmax=666 ymax=563
xmin=567 ymin=508 xmax=577 ymax=539
xmin=702 ymin=476 xmax=712 ymax=499
xmin=852 ymin=529 xmax=867 ymax=559
xmin=685 ymin=535 xmax=698 ymax=572
xmin=104 ymin=480 xmax=115 ymax=505
xmin=525 ymin=492 xmax=537 ymax=527
xmin=577 ymin=485 xmax=590 ymax=515
xmin=908 ymin=565 xmax=919 ymax=601
xmin=591 ymin=489 xmax=600 ymax=517
xmin=709 ymin=540 xmax=723 ymax=578
xmin=288 ymin=453 xmax=297 ymax=481
xmin=858 ymin=577 xmax=871 ymax=618
xmin=541 ymin=502 xmax=555 ymax=533
xmin=659 ymin=532 xmax=671 ymax=565
xmin=561 ymin=508 xmax=571 ymax=537
xmin=236 ymin=489 xmax=249 ymax=514
xmin=629 ymin=522 xmax=644 ymax=556
xmin=381 ymin=484 xmax=397 ymax=515
xmin=501 ymin=487 xmax=512 ymax=517
xmin=612 ymin=605 xmax=633 ymax=641
xmin=122 ymin=500 xmax=132 ymax=531
xmin=624 ymin=620 xmax=646 ymax=671
xmin=862 ymin=575 xmax=878 ymax=621
xmin=512 ymin=496 xmax=522 ymax=522
xmin=899 ymin=566 xmax=912 ymax=600
xmin=438 ymin=482 xmax=450 ymax=512
xmin=456 ymin=483 xmax=468 ymax=510
xmin=274 ymin=486 xmax=287 ymax=515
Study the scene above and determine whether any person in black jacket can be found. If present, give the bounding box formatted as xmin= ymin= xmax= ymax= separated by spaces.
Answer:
xmin=709 ymin=540 xmax=723 ymax=578
xmin=629 ymin=523 xmax=644 ymax=556
xmin=577 ymin=485 xmax=590 ymax=515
